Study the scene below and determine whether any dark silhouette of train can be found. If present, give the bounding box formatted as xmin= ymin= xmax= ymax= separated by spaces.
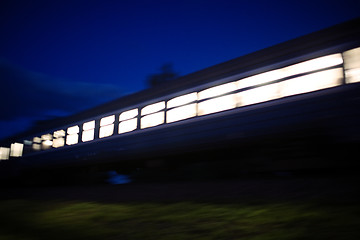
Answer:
xmin=1 ymin=18 xmax=360 ymax=182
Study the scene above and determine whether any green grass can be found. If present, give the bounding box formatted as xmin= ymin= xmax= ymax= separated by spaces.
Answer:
xmin=0 ymin=200 xmax=359 ymax=240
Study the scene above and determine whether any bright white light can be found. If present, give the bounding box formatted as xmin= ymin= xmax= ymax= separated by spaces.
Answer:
xmin=280 ymin=68 xmax=342 ymax=97
xmin=141 ymin=112 xmax=164 ymax=128
xmin=100 ymin=115 xmax=115 ymax=126
xmin=198 ymin=94 xmax=238 ymax=116
xmin=10 ymin=143 xmax=23 ymax=157
xmin=141 ymin=102 xmax=165 ymax=116
xmin=239 ymin=83 xmax=280 ymax=106
xmin=237 ymin=69 xmax=285 ymax=89
xmin=53 ymin=130 xmax=65 ymax=138
xmin=67 ymin=125 xmax=79 ymax=135
xmin=66 ymin=134 xmax=78 ymax=145
xmin=167 ymin=104 xmax=197 ymax=123
xmin=120 ymin=108 xmax=138 ymax=121
xmin=198 ymin=82 xmax=237 ymax=100
xmin=32 ymin=144 xmax=41 ymax=150
xmin=99 ymin=124 xmax=114 ymax=138
xmin=119 ymin=118 xmax=137 ymax=134
xmin=167 ymin=92 xmax=197 ymax=108
xmin=82 ymin=129 xmax=94 ymax=142
xmin=343 ymin=47 xmax=360 ymax=84
xmin=0 ymin=147 xmax=10 ymax=160
xmin=83 ymin=120 xmax=95 ymax=131
xmin=284 ymin=53 xmax=343 ymax=76
xmin=42 ymin=140 xmax=53 ymax=149
xmin=53 ymin=138 xmax=65 ymax=148
xmin=41 ymin=134 xmax=52 ymax=141
xmin=33 ymin=137 xmax=41 ymax=143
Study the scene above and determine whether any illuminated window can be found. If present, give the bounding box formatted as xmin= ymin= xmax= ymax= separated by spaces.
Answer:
xmin=41 ymin=134 xmax=53 ymax=150
xmin=141 ymin=102 xmax=165 ymax=129
xmin=32 ymin=137 xmax=41 ymax=150
xmin=0 ymin=147 xmax=10 ymax=160
xmin=66 ymin=125 xmax=79 ymax=145
xmin=82 ymin=120 xmax=95 ymax=142
xmin=53 ymin=130 xmax=65 ymax=148
xmin=237 ymin=69 xmax=285 ymax=90
xmin=10 ymin=143 xmax=23 ymax=157
xmin=198 ymin=82 xmax=237 ymax=100
xmin=99 ymin=115 xmax=115 ymax=138
xmin=167 ymin=92 xmax=197 ymax=108
xmin=119 ymin=109 xmax=138 ymax=134
xmin=167 ymin=104 xmax=197 ymax=123
xmin=343 ymin=47 xmax=360 ymax=84
xmin=198 ymin=94 xmax=238 ymax=116
xmin=239 ymin=83 xmax=281 ymax=106
xmin=280 ymin=68 xmax=343 ymax=97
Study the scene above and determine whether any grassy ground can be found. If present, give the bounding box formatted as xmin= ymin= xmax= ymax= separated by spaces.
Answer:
xmin=0 ymin=199 xmax=359 ymax=240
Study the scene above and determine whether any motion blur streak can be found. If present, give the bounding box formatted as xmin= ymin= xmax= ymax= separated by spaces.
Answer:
xmin=344 ymin=47 xmax=360 ymax=84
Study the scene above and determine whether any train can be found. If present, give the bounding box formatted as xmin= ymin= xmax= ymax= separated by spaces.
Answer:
xmin=1 ymin=18 xmax=360 ymax=181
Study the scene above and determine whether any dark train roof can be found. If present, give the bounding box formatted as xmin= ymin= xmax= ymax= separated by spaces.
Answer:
xmin=4 ymin=17 xmax=360 ymax=142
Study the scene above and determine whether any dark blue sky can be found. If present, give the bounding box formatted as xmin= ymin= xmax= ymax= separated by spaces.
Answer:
xmin=0 ymin=0 xmax=359 ymax=140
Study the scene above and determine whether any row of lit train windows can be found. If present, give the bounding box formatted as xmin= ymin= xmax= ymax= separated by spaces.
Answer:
xmin=0 ymin=47 xmax=359 ymax=160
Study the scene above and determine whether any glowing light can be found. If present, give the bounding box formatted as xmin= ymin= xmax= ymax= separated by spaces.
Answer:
xmin=52 ymin=138 xmax=65 ymax=148
xmin=82 ymin=129 xmax=95 ymax=142
xmin=238 ymin=69 xmax=285 ymax=89
xmin=33 ymin=137 xmax=41 ymax=143
xmin=67 ymin=125 xmax=79 ymax=135
xmin=141 ymin=102 xmax=165 ymax=115
xmin=141 ymin=112 xmax=164 ymax=129
xmin=99 ymin=124 xmax=114 ymax=138
xmin=100 ymin=115 xmax=115 ymax=126
xmin=42 ymin=140 xmax=53 ymax=149
xmin=10 ymin=143 xmax=23 ymax=157
xmin=198 ymin=82 xmax=237 ymax=100
xmin=280 ymin=68 xmax=342 ymax=97
xmin=66 ymin=134 xmax=78 ymax=145
xmin=343 ymin=47 xmax=360 ymax=84
xmin=198 ymin=94 xmax=238 ymax=116
xmin=285 ymin=53 xmax=343 ymax=76
xmin=83 ymin=120 xmax=95 ymax=131
xmin=53 ymin=130 xmax=65 ymax=138
xmin=120 ymin=109 xmax=138 ymax=121
xmin=239 ymin=83 xmax=280 ymax=106
xmin=32 ymin=144 xmax=41 ymax=151
xmin=0 ymin=147 xmax=10 ymax=160
xmin=167 ymin=103 xmax=197 ymax=123
xmin=41 ymin=134 xmax=52 ymax=141
xmin=167 ymin=92 xmax=197 ymax=108
xmin=119 ymin=118 xmax=137 ymax=134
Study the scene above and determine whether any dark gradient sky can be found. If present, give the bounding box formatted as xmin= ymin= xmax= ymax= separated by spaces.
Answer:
xmin=0 ymin=0 xmax=359 ymax=140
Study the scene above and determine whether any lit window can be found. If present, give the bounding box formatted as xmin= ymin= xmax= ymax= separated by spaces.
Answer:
xmin=238 ymin=69 xmax=285 ymax=89
xmin=198 ymin=82 xmax=237 ymax=100
xmin=239 ymin=83 xmax=281 ymax=106
xmin=82 ymin=120 xmax=95 ymax=142
xmin=33 ymin=137 xmax=41 ymax=150
xmin=141 ymin=102 xmax=165 ymax=129
xmin=41 ymin=134 xmax=53 ymax=150
xmin=167 ymin=103 xmax=197 ymax=123
xmin=141 ymin=112 xmax=164 ymax=129
xmin=141 ymin=102 xmax=165 ymax=116
xmin=119 ymin=109 xmax=138 ymax=134
xmin=99 ymin=115 xmax=115 ymax=138
xmin=343 ymin=47 xmax=360 ymax=84
xmin=0 ymin=147 xmax=10 ymax=160
xmin=280 ymin=68 xmax=343 ymax=97
xmin=53 ymin=130 xmax=65 ymax=148
xmin=66 ymin=125 xmax=79 ymax=145
xmin=167 ymin=92 xmax=197 ymax=108
xmin=10 ymin=143 xmax=23 ymax=157
xmin=198 ymin=94 xmax=238 ymax=116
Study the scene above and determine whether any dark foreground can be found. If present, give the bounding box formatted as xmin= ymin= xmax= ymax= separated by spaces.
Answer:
xmin=1 ymin=176 xmax=359 ymax=240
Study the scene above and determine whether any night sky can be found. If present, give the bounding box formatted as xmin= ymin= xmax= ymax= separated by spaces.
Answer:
xmin=0 ymin=0 xmax=359 ymax=140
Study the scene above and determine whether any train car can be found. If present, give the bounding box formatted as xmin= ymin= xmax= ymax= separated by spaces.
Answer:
xmin=1 ymin=18 xmax=360 ymax=180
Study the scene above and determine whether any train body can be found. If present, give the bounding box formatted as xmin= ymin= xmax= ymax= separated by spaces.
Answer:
xmin=1 ymin=19 xmax=360 ymax=179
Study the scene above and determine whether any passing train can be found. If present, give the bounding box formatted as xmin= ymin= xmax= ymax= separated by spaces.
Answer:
xmin=1 ymin=18 xmax=360 ymax=180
